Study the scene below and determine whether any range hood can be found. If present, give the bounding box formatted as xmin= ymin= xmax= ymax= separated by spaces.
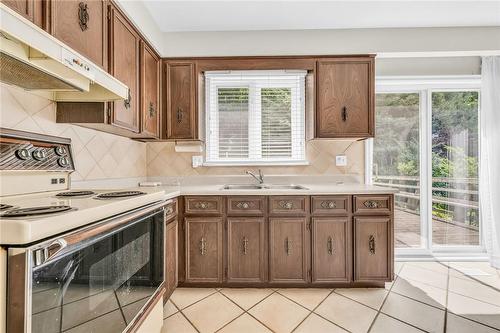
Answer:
xmin=0 ymin=4 xmax=128 ymax=101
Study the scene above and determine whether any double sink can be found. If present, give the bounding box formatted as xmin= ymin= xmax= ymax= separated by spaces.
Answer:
xmin=221 ymin=184 xmax=308 ymax=190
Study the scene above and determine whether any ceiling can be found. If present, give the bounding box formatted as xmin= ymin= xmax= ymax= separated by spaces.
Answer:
xmin=141 ymin=1 xmax=500 ymax=33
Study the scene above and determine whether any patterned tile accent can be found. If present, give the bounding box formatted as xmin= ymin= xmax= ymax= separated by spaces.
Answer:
xmin=0 ymin=84 xmax=147 ymax=181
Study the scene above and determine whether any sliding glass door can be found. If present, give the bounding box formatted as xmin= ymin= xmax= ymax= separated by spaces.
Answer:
xmin=370 ymin=77 xmax=481 ymax=254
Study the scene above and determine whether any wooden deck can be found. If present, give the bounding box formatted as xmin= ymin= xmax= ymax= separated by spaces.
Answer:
xmin=395 ymin=209 xmax=479 ymax=247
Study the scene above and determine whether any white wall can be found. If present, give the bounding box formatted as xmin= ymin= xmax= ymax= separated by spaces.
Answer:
xmin=376 ymin=57 xmax=482 ymax=76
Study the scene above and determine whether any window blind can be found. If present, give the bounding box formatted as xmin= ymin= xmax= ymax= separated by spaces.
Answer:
xmin=205 ymin=70 xmax=306 ymax=164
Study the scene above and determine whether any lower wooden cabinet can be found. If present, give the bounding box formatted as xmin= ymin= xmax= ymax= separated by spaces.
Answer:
xmin=311 ymin=217 xmax=351 ymax=283
xmin=165 ymin=219 xmax=178 ymax=298
xmin=354 ymin=216 xmax=392 ymax=282
xmin=184 ymin=217 xmax=223 ymax=283
xmin=269 ymin=218 xmax=309 ymax=284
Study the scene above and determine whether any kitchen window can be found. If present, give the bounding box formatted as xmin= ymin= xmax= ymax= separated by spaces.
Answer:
xmin=205 ymin=70 xmax=307 ymax=165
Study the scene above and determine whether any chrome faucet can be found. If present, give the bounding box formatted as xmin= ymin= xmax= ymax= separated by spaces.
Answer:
xmin=246 ymin=169 xmax=264 ymax=184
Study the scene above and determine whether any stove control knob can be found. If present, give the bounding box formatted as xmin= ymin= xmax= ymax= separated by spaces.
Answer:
xmin=32 ymin=149 xmax=47 ymax=161
xmin=55 ymin=146 xmax=67 ymax=156
xmin=15 ymin=148 xmax=30 ymax=160
xmin=58 ymin=157 xmax=69 ymax=167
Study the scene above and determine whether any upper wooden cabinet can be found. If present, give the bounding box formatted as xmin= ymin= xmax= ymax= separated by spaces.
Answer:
xmin=2 ymin=0 xmax=44 ymax=29
xmin=164 ymin=61 xmax=197 ymax=140
xmin=50 ymin=0 xmax=107 ymax=69
xmin=108 ymin=3 xmax=140 ymax=132
xmin=140 ymin=41 xmax=160 ymax=138
xmin=316 ymin=56 xmax=375 ymax=138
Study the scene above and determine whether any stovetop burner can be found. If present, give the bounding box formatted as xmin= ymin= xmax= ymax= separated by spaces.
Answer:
xmin=95 ymin=191 xmax=146 ymax=200
xmin=56 ymin=190 xmax=96 ymax=197
xmin=0 ymin=204 xmax=14 ymax=211
xmin=0 ymin=205 xmax=73 ymax=218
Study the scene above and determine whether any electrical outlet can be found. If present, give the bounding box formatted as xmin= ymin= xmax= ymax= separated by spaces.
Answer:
xmin=192 ymin=155 xmax=203 ymax=168
xmin=336 ymin=155 xmax=347 ymax=166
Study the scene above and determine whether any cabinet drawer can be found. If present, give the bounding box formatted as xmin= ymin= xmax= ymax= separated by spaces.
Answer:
xmin=185 ymin=196 xmax=223 ymax=215
xmin=353 ymin=195 xmax=392 ymax=215
xmin=269 ymin=196 xmax=308 ymax=215
xmin=227 ymin=196 xmax=265 ymax=216
xmin=165 ymin=199 xmax=178 ymax=221
xmin=311 ymin=196 xmax=350 ymax=216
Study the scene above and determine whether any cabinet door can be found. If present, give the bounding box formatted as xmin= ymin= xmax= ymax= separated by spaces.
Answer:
xmin=227 ymin=218 xmax=267 ymax=283
xmin=165 ymin=62 xmax=197 ymax=139
xmin=2 ymin=0 xmax=43 ymax=27
xmin=312 ymin=217 xmax=351 ymax=283
xmin=316 ymin=57 xmax=374 ymax=138
xmin=50 ymin=0 xmax=107 ymax=68
xmin=269 ymin=218 xmax=309 ymax=284
xmin=165 ymin=220 xmax=178 ymax=298
xmin=140 ymin=41 xmax=160 ymax=138
xmin=109 ymin=4 xmax=140 ymax=132
xmin=354 ymin=217 xmax=393 ymax=282
xmin=185 ymin=217 xmax=223 ymax=283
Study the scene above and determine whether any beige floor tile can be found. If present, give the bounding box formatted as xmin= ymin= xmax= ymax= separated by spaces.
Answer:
xmin=218 ymin=313 xmax=272 ymax=333
xmin=170 ymin=288 xmax=217 ymax=309
xmin=370 ymin=313 xmax=423 ymax=333
xmin=398 ymin=264 xmax=448 ymax=290
xmin=449 ymin=262 xmax=499 ymax=277
xmin=277 ymin=288 xmax=331 ymax=310
xmin=183 ymin=293 xmax=243 ymax=333
xmin=405 ymin=261 xmax=449 ymax=275
xmin=391 ymin=276 xmax=447 ymax=309
xmin=446 ymin=313 xmax=500 ymax=333
xmin=249 ymin=293 xmax=310 ymax=333
xmin=164 ymin=299 xmax=179 ymax=318
xmin=394 ymin=261 xmax=405 ymax=275
xmin=64 ymin=310 xmax=126 ymax=333
xmin=162 ymin=312 xmax=198 ymax=333
xmin=448 ymin=276 xmax=500 ymax=307
xmin=122 ymin=297 xmax=148 ymax=324
xmin=315 ymin=293 xmax=377 ymax=333
xmin=447 ymin=292 xmax=500 ymax=329
xmin=293 ymin=313 xmax=348 ymax=333
xmin=334 ymin=288 xmax=388 ymax=310
xmin=381 ymin=292 xmax=445 ymax=333
xmin=62 ymin=290 xmax=119 ymax=330
xmin=219 ymin=288 xmax=274 ymax=310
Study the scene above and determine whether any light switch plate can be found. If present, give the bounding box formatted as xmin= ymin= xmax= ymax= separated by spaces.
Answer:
xmin=336 ymin=155 xmax=347 ymax=166
xmin=192 ymin=155 xmax=203 ymax=168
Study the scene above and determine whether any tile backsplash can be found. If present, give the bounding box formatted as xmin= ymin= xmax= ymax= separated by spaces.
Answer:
xmin=0 ymin=84 xmax=147 ymax=181
xmin=147 ymin=140 xmax=365 ymax=178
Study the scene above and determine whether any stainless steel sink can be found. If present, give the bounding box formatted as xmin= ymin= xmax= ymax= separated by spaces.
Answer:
xmin=221 ymin=184 xmax=308 ymax=190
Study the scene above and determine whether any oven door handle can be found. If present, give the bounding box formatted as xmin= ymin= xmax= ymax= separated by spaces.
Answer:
xmin=34 ymin=200 xmax=169 ymax=268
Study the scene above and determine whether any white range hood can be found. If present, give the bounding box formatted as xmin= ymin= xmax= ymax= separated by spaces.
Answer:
xmin=0 ymin=4 xmax=128 ymax=101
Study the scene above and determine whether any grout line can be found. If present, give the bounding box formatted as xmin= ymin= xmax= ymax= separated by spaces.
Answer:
xmin=367 ymin=277 xmax=396 ymax=333
xmin=331 ymin=288 xmax=384 ymax=312
xmin=163 ymin=299 xmax=180 ymax=320
xmin=178 ymin=310 xmax=202 ymax=333
xmin=113 ymin=289 xmax=128 ymax=325
xmin=446 ymin=310 xmax=500 ymax=332
xmin=274 ymin=289 xmax=326 ymax=312
xmin=173 ymin=289 xmax=219 ymax=311
xmin=213 ymin=312 xmax=247 ymax=333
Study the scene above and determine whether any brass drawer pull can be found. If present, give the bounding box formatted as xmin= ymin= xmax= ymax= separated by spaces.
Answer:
xmin=285 ymin=237 xmax=292 ymax=255
xmin=369 ymin=235 xmax=376 ymax=254
xmin=199 ymin=237 xmax=207 ymax=255
xmin=364 ymin=200 xmax=380 ymax=209
xmin=194 ymin=202 xmax=209 ymax=209
xmin=149 ymin=102 xmax=156 ymax=117
xmin=78 ymin=2 xmax=89 ymax=31
xmin=279 ymin=201 xmax=293 ymax=210
xmin=124 ymin=89 xmax=132 ymax=109
xmin=321 ymin=201 xmax=337 ymax=209
xmin=236 ymin=202 xmax=250 ymax=209
xmin=327 ymin=236 xmax=334 ymax=255
xmin=242 ymin=237 xmax=248 ymax=255
xmin=176 ymin=107 xmax=183 ymax=123
xmin=341 ymin=106 xmax=348 ymax=122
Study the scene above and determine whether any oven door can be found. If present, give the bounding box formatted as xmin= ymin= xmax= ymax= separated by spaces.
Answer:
xmin=7 ymin=201 xmax=166 ymax=333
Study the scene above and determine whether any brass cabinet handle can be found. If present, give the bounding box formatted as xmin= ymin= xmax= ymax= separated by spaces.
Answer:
xmin=285 ymin=237 xmax=292 ymax=255
xmin=321 ymin=201 xmax=337 ymax=209
xmin=341 ymin=106 xmax=348 ymax=122
xmin=194 ymin=202 xmax=209 ymax=209
xmin=279 ymin=201 xmax=293 ymax=210
xmin=369 ymin=235 xmax=376 ymax=254
xmin=327 ymin=236 xmax=334 ymax=255
xmin=124 ymin=89 xmax=132 ymax=109
xmin=236 ymin=202 xmax=250 ymax=209
xmin=364 ymin=200 xmax=380 ymax=209
xmin=199 ymin=237 xmax=207 ymax=255
xmin=242 ymin=237 xmax=248 ymax=255
xmin=78 ymin=2 xmax=89 ymax=31
xmin=176 ymin=107 xmax=183 ymax=123
xmin=149 ymin=102 xmax=156 ymax=117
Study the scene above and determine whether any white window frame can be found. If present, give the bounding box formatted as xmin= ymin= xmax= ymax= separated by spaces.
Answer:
xmin=367 ymin=75 xmax=486 ymax=260
xmin=204 ymin=71 xmax=307 ymax=166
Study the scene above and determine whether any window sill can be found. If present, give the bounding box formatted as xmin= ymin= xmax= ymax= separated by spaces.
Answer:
xmin=203 ymin=160 xmax=310 ymax=167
